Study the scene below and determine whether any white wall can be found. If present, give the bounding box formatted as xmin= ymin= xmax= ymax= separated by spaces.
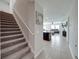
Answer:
xmin=14 ymin=0 xmax=35 ymax=53
xmin=35 ymin=2 xmax=44 ymax=57
xmin=10 ymin=0 xmax=16 ymax=12
xmin=14 ymin=0 xmax=44 ymax=57
xmin=68 ymin=0 xmax=78 ymax=58
xmin=0 ymin=0 xmax=10 ymax=12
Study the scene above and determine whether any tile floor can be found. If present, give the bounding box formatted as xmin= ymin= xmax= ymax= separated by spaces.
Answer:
xmin=37 ymin=34 xmax=73 ymax=59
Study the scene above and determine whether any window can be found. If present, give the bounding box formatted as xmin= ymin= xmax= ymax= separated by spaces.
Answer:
xmin=51 ymin=25 xmax=59 ymax=29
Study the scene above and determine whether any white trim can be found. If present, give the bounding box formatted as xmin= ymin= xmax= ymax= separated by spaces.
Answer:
xmin=13 ymin=10 xmax=34 ymax=54
xmin=0 ymin=10 xmax=13 ymax=14
xmin=13 ymin=9 xmax=34 ymax=35
xmin=69 ymin=45 xmax=75 ymax=59
xmin=35 ymin=47 xmax=44 ymax=58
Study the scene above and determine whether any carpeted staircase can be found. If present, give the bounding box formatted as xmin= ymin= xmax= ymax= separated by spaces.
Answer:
xmin=0 ymin=11 xmax=34 ymax=59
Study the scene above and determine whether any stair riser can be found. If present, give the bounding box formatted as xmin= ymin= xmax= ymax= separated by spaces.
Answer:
xmin=0 ymin=22 xmax=17 ymax=24
xmin=1 ymin=16 xmax=13 ymax=18
xmin=1 ymin=28 xmax=20 ymax=32
xmin=1 ymin=25 xmax=19 ymax=28
xmin=0 ymin=23 xmax=17 ymax=25
xmin=1 ymin=35 xmax=24 ymax=42
xmin=0 ymin=19 xmax=16 ymax=22
xmin=1 ymin=27 xmax=20 ymax=29
xmin=1 ymin=43 xmax=28 ymax=58
xmin=1 ymin=32 xmax=22 ymax=36
xmin=0 ymin=21 xmax=17 ymax=23
xmin=1 ymin=18 xmax=15 ymax=21
xmin=1 ymin=39 xmax=25 ymax=49
xmin=1 ymin=29 xmax=20 ymax=32
xmin=0 ymin=21 xmax=16 ymax=24
xmin=1 ymin=16 xmax=14 ymax=19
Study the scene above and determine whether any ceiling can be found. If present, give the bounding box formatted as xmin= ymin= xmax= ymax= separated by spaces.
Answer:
xmin=36 ymin=0 xmax=74 ymax=21
xmin=5 ymin=0 xmax=10 ymax=3
xmin=0 ymin=0 xmax=10 ymax=12
xmin=0 ymin=0 xmax=10 ymax=4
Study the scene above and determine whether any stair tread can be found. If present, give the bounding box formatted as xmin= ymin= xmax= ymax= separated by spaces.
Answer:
xmin=0 ymin=19 xmax=16 ymax=22
xmin=1 ymin=26 xmax=19 ymax=28
xmin=0 ymin=18 xmax=15 ymax=20
xmin=0 ymin=21 xmax=17 ymax=23
xmin=0 ymin=22 xmax=17 ymax=24
xmin=0 ymin=23 xmax=17 ymax=25
xmin=1 ymin=38 xmax=25 ymax=49
xmin=0 ymin=25 xmax=19 ymax=27
xmin=1 ymin=43 xmax=28 ymax=59
xmin=1 ymin=37 xmax=25 ymax=45
xmin=1 ymin=34 xmax=24 ymax=42
xmin=2 ymin=47 xmax=32 ymax=59
xmin=0 ymin=11 xmax=13 ymax=15
xmin=1 ymin=29 xmax=20 ymax=32
xmin=0 ymin=22 xmax=16 ymax=24
xmin=1 ymin=31 xmax=22 ymax=36
xmin=1 ymin=33 xmax=23 ymax=39
xmin=1 ymin=42 xmax=28 ymax=54
xmin=1 ymin=28 xmax=19 ymax=30
xmin=0 ymin=20 xmax=16 ymax=22
xmin=0 ymin=28 xmax=20 ymax=32
xmin=1 ymin=24 xmax=18 ymax=26
xmin=1 ymin=31 xmax=21 ymax=33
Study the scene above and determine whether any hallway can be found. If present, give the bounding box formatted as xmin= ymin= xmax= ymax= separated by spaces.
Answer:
xmin=0 ymin=0 xmax=78 ymax=59
xmin=37 ymin=34 xmax=73 ymax=59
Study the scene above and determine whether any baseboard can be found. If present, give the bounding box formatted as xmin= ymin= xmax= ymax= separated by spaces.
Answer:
xmin=69 ymin=45 xmax=75 ymax=59
xmin=0 ymin=10 xmax=13 ymax=14
xmin=35 ymin=47 xmax=44 ymax=58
